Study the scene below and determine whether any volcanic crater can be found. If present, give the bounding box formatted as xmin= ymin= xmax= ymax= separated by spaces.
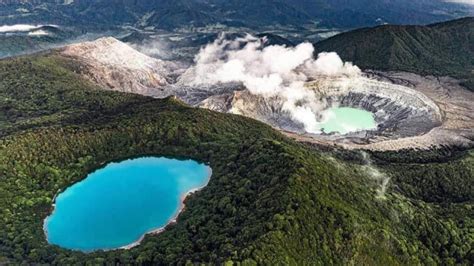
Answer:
xmin=58 ymin=37 xmax=474 ymax=151
xmin=284 ymin=73 xmax=474 ymax=151
xmin=200 ymin=73 xmax=473 ymax=151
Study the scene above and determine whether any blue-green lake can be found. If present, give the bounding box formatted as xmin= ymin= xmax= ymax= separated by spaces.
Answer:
xmin=318 ymin=107 xmax=377 ymax=134
xmin=44 ymin=157 xmax=211 ymax=252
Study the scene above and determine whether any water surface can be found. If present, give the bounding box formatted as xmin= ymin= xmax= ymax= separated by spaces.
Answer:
xmin=45 ymin=157 xmax=211 ymax=252
xmin=319 ymin=107 xmax=376 ymax=134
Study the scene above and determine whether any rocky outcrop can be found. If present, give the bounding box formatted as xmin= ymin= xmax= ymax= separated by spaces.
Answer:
xmin=201 ymin=90 xmax=306 ymax=133
xmin=59 ymin=37 xmax=174 ymax=96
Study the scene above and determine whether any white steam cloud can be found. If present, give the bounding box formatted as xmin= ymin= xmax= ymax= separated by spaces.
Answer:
xmin=0 ymin=24 xmax=59 ymax=35
xmin=188 ymin=34 xmax=360 ymax=133
xmin=0 ymin=24 xmax=43 ymax=33
xmin=444 ymin=0 xmax=474 ymax=5
xmin=361 ymin=151 xmax=390 ymax=199
xmin=131 ymin=38 xmax=174 ymax=60
xmin=28 ymin=30 xmax=49 ymax=36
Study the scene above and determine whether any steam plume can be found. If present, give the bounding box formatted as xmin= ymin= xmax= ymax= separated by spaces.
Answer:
xmin=360 ymin=151 xmax=390 ymax=199
xmin=444 ymin=0 xmax=474 ymax=5
xmin=131 ymin=38 xmax=174 ymax=61
xmin=187 ymin=34 xmax=360 ymax=133
xmin=0 ymin=24 xmax=56 ymax=33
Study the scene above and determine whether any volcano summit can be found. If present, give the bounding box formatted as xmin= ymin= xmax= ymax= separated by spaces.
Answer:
xmin=54 ymin=36 xmax=474 ymax=151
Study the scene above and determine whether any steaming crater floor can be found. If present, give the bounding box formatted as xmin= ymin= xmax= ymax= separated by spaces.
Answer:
xmin=287 ymin=72 xmax=474 ymax=151
xmin=200 ymin=72 xmax=474 ymax=151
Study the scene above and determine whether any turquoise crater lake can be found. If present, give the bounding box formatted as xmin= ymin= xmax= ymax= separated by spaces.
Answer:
xmin=44 ymin=157 xmax=211 ymax=252
xmin=318 ymin=107 xmax=377 ymax=135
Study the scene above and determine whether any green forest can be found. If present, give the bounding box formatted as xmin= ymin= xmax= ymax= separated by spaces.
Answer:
xmin=315 ymin=17 xmax=474 ymax=91
xmin=0 ymin=54 xmax=472 ymax=264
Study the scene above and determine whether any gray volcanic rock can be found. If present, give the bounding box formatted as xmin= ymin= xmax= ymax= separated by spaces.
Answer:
xmin=59 ymin=37 xmax=176 ymax=96
xmin=289 ymin=73 xmax=474 ymax=151
xmin=201 ymin=90 xmax=305 ymax=133
xmin=306 ymin=76 xmax=443 ymax=141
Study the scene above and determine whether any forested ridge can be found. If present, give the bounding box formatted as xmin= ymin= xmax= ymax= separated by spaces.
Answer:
xmin=0 ymin=54 xmax=472 ymax=264
xmin=315 ymin=17 xmax=474 ymax=91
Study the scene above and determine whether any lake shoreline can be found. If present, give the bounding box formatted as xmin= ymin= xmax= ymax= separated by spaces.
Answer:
xmin=43 ymin=157 xmax=212 ymax=253
xmin=119 ymin=167 xmax=212 ymax=250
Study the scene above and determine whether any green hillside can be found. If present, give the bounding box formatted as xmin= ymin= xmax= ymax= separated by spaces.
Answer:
xmin=0 ymin=26 xmax=77 ymax=59
xmin=315 ymin=17 xmax=474 ymax=91
xmin=2 ymin=0 xmax=472 ymax=30
xmin=0 ymin=54 xmax=472 ymax=264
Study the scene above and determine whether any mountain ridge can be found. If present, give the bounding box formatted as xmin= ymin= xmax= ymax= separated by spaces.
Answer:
xmin=314 ymin=17 xmax=474 ymax=90
xmin=1 ymin=0 xmax=472 ymax=30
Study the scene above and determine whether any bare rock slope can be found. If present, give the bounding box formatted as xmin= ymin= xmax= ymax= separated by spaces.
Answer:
xmin=60 ymin=37 xmax=174 ymax=96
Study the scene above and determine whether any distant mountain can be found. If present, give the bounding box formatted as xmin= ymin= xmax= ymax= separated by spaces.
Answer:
xmin=0 ymin=0 xmax=472 ymax=30
xmin=314 ymin=17 xmax=474 ymax=90
xmin=287 ymin=0 xmax=474 ymax=27
xmin=0 ymin=25 xmax=77 ymax=58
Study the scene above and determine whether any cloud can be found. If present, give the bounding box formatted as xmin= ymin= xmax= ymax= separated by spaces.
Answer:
xmin=444 ymin=0 xmax=474 ymax=5
xmin=130 ymin=38 xmax=174 ymax=60
xmin=0 ymin=24 xmax=42 ymax=33
xmin=360 ymin=151 xmax=390 ymax=199
xmin=0 ymin=24 xmax=59 ymax=33
xmin=28 ymin=30 xmax=49 ymax=36
xmin=186 ymin=34 xmax=360 ymax=133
